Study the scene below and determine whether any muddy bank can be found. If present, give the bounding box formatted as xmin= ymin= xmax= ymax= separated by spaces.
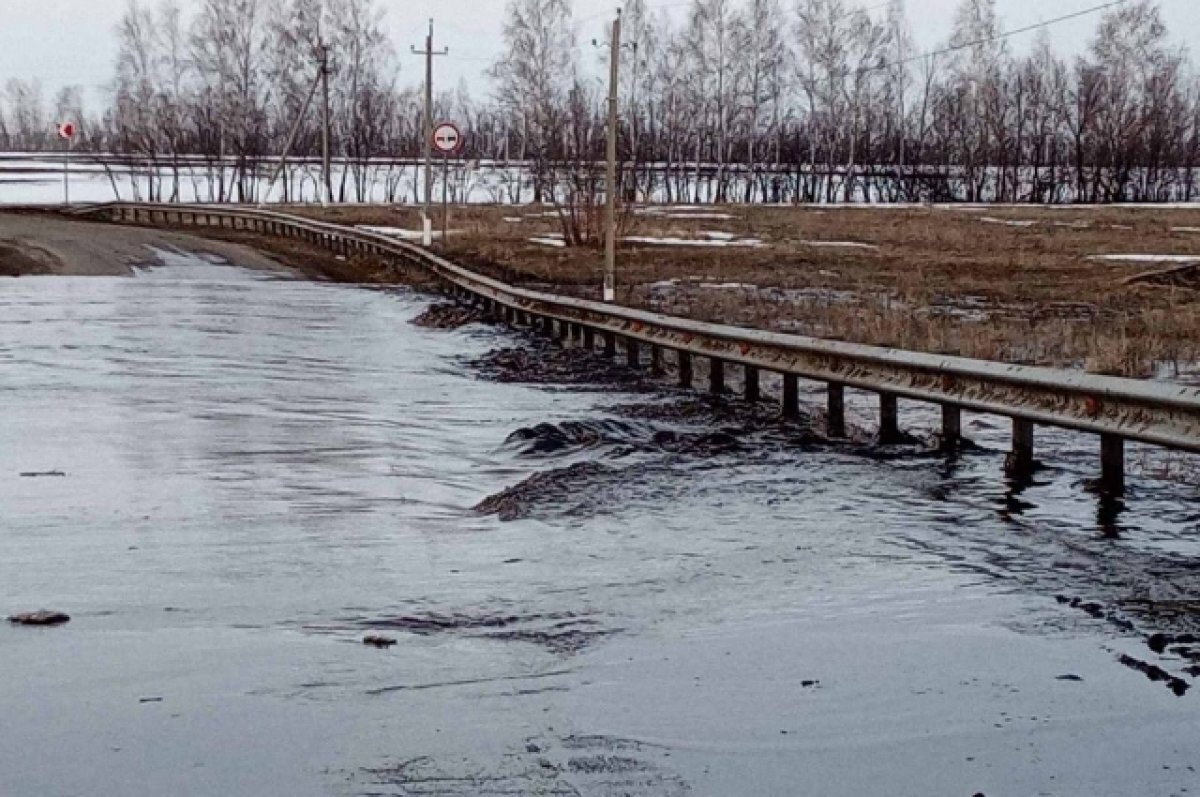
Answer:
xmin=0 ymin=212 xmax=285 ymax=277
xmin=464 ymin=336 xmax=656 ymax=390
xmin=410 ymin=301 xmax=491 ymax=329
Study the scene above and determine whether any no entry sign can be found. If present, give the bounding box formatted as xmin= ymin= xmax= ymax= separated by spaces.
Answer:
xmin=431 ymin=122 xmax=462 ymax=156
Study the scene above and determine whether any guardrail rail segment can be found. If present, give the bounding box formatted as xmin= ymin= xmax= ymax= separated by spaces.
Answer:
xmin=72 ymin=202 xmax=1200 ymax=496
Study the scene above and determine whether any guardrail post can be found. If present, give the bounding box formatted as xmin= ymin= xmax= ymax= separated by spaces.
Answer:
xmin=941 ymin=405 xmax=962 ymax=450
xmin=583 ymin=327 xmax=596 ymax=350
xmin=782 ymin=374 xmax=799 ymax=419
xmin=1007 ymin=418 xmax=1035 ymax=479
xmin=744 ymin=366 xmax=760 ymax=402
xmin=650 ymin=346 xmax=663 ymax=374
xmin=603 ymin=331 xmax=617 ymax=358
xmin=678 ymin=351 xmax=693 ymax=388
xmin=1100 ymin=434 xmax=1125 ymax=494
xmin=827 ymin=382 xmax=846 ymax=437
xmin=709 ymin=358 xmax=725 ymax=395
xmin=625 ymin=338 xmax=640 ymax=367
xmin=879 ymin=392 xmax=899 ymax=443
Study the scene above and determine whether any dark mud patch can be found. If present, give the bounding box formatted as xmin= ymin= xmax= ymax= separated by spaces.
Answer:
xmin=410 ymin=301 xmax=491 ymax=329
xmin=1116 ymin=653 xmax=1190 ymax=696
xmin=465 ymin=338 xmax=654 ymax=391
xmin=360 ymin=733 xmax=687 ymax=797
xmin=347 ymin=609 xmax=615 ymax=656
xmin=1124 ymin=262 xmax=1200 ymax=290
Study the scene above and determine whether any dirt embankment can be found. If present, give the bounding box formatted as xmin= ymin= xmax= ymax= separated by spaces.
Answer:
xmin=0 ymin=212 xmax=286 ymax=277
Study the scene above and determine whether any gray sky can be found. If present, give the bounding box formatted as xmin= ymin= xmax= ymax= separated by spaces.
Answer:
xmin=4 ymin=0 xmax=1199 ymax=110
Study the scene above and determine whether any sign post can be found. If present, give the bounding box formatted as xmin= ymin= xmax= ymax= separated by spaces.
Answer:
xmin=57 ymin=122 xmax=76 ymax=206
xmin=431 ymin=122 xmax=463 ymax=247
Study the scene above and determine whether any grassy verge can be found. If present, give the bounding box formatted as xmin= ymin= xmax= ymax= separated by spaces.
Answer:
xmin=267 ymin=203 xmax=1200 ymax=377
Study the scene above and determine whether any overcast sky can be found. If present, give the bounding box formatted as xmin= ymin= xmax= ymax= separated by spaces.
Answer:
xmin=4 ymin=0 xmax=1198 ymax=109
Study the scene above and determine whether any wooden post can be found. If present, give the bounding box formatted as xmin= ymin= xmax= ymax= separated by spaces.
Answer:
xmin=678 ymin=351 xmax=693 ymax=388
xmin=583 ymin=327 xmax=596 ymax=350
xmin=603 ymin=331 xmax=617 ymax=358
xmin=879 ymin=392 xmax=899 ymax=444
xmin=782 ymin=374 xmax=799 ymax=419
xmin=709 ymin=357 xmax=724 ymax=395
xmin=827 ymin=382 xmax=846 ymax=437
xmin=1100 ymin=434 xmax=1125 ymax=494
xmin=744 ymin=365 xmax=760 ymax=402
xmin=941 ymin=404 xmax=962 ymax=450
xmin=1008 ymin=418 xmax=1035 ymax=479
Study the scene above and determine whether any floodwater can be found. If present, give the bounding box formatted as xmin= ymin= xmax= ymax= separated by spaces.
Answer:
xmin=2 ymin=256 xmax=1199 ymax=797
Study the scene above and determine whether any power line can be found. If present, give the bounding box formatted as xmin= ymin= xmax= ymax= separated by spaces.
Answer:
xmin=872 ymin=0 xmax=1128 ymax=73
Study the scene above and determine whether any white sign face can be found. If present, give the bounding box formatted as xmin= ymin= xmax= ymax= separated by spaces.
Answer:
xmin=431 ymin=122 xmax=462 ymax=155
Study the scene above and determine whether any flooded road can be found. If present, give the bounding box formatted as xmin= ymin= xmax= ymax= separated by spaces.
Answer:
xmin=2 ymin=257 xmax=1199 ymax=796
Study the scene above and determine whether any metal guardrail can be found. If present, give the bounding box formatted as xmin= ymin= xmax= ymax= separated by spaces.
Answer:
xmin=71 ymin=201 xmax=1200 ymax=493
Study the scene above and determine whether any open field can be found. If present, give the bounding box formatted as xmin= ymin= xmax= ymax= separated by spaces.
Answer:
xmin=280 ymin=203 xmax=1200 ymax=379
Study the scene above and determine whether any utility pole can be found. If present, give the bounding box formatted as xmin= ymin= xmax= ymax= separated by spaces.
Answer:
xmin=262 ymin=58 xmax=324 ymax=205
xmin=603 ymin=11 xmax=621 ymax=303
xmin=318 ymin=41 xmax=333 ymax=207
xmin=411 ymin=19 xmax=447 ymax=246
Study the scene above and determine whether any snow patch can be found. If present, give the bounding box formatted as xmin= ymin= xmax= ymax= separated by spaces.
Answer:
xmin=698 ymin=281 xmax=758 ymax=290
xmin=528 ymin=235 xmax=566 ymax=248
xmin=1088 ymin=254 xmax=1200 ymax=264
xmin=797 ymin=240 xmax=879 ymax=250
xmin=623 ymin=235 xmax=764 ymax=248
xmin=1172 ymin=226 xmax=1200 ymax=233
xmin=979 ymin=216 xmax=1038 ymax=227
xmin=358 ymin=225 xmax=456 ymax=240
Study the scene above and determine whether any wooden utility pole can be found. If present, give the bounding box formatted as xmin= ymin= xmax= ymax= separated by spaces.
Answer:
xmin=603 ymin=11 xmax=621 ymax=303
xmin=318 ymin=41 xmax=332 ymax=206
xmin=411 ymin=19 xmax=447 ymax=245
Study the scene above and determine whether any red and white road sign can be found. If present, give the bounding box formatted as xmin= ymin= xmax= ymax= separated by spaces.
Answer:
xmin=431 ymin=122 xmax=462 ymax=155
xmin=57 ymin=122 xmax=76 ymax=140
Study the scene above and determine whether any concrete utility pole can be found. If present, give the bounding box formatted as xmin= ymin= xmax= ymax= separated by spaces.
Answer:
xmin=318 ymin=41 xmax=333 ymax=207
xmin=603 ymin=11 xmax=621 ymax=302
xmin=411 ymin=19 xmax=447 ymax=245
xmin=263 ymin=58 xmax=324 ymax=205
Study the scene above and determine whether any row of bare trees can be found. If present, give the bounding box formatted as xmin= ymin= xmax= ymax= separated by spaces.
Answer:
xmin=1 ymin=0 xmax=1198 ymax=206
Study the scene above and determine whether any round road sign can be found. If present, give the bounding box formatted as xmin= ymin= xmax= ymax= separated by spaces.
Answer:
xmin=431 ymin=122 xmax=463 ymax=156
xmin=57 ymin=122 xmax=76 ymax=140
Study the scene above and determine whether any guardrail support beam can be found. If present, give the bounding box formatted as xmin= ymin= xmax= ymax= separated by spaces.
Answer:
xmin=603 ymin=331 xmax=617 ymax=358
xmin=625 ymin=339 xmax=640 ymax=367
xmin=650 ymin=346 xmax=663 ymax=374
xmin=879 ymin=392 xmax=899 ymax=444
xmin=709 ymin=358 xmax=725 ymax=395
xmin=744 ymin=366 xmax=760 ymax=402
xmin=1007 ymin=418 xmax=1035 ymax=480
xmin=1100 ymin=434 xmax=1125 ymax=495
xmin=782 ymin=374 xmax=799 ymax=419
xmin=827 ymin=383 xmax=846 ymax=437
xmin=678 ymin=351 xmax=693 ymax=388
xmin=583 ymin=327 xmax=596 ymax=350
xmin=941 ymin=405 xmax=962 ymax=450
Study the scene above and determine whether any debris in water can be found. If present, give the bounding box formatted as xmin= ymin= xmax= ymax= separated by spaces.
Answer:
xmin=19 ymin=470 xmax=66 ymax=478
xmin=7 ymin=610 xmax=71 ymax=626
xmin=363 ymin=634 xmax=397 ymax=648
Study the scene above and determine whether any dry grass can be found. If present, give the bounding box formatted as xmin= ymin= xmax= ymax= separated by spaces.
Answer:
xmin=286 ymin=202 xmax=1200 ymax=377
